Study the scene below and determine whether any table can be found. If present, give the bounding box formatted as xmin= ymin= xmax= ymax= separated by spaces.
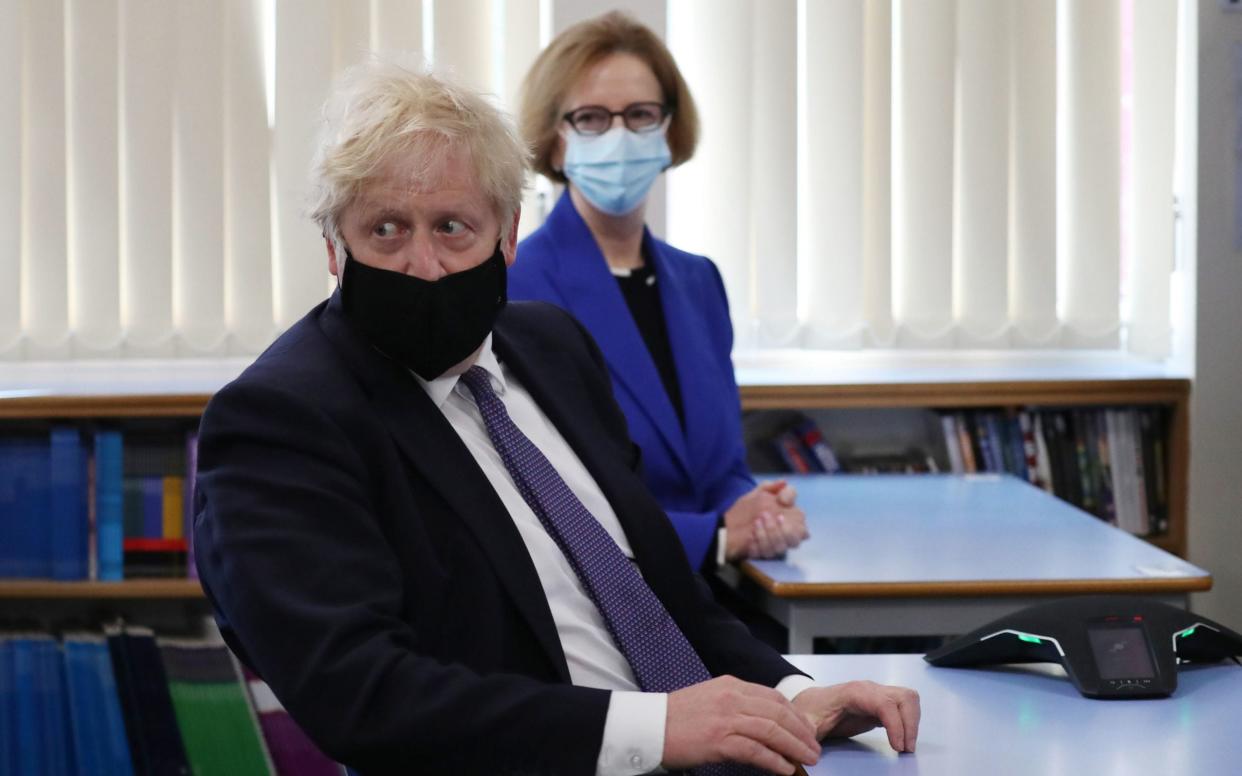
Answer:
xmin=718 ymin=475 xmax=1211 ymax=652
xmin=786 ymin=653 xmax=1242 ymax=775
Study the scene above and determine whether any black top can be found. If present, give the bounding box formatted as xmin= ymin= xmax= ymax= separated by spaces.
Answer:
xmin=614 ymin=264 xmax=684 ymax=427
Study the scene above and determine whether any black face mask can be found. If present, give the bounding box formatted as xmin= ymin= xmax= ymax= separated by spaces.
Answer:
xmin=340 ymin=243 xmax=507 ymax=380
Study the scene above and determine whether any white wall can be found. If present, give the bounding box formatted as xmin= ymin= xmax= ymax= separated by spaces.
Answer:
xmin=1190 ymin=0 xmax=1242 ymax=626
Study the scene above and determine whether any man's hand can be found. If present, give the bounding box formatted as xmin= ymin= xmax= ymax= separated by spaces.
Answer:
xmin=724 ymin=480 xmax=810 ymax=561
xmin=662 ymin=676 xmax=821 ymax=775
xmin=791 ymin=681 xmax=921 ymax=753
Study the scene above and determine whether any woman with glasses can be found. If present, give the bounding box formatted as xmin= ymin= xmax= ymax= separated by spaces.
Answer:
xmin=510 ymin=11 xmax=808 ymax=574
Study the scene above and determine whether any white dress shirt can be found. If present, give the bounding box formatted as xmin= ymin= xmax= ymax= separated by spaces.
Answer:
xmin=417 ymin=337 xmax=813 ymax=775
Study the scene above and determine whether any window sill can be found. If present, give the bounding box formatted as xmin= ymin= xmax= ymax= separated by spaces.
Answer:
xmin=0 ymin=358 xmax=251 ymax=399
xmin=734 ymin=349 xmax=1192 ymax=387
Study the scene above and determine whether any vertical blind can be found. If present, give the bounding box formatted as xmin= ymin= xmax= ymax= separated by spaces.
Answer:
xmin=1 ymin=0 xmax=544 ymax=360
xmin=666 ymin=0 xmax=1187 ymax=356
xmin=1 ymin=0 xmax=1188 ymax=361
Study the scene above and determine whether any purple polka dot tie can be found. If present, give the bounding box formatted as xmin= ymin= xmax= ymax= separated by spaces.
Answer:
xmin=460 ymin=367 xmax=765 ymax=776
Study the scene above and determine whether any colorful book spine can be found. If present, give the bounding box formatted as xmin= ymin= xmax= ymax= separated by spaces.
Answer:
xmin=795 ymin=419 xmax=840 ymax=473
xmin=142 ymin=476 xmax=164 ymax=539
xmin=186 ymin=432 xmax=199 ymax=580
xmin=95 ymin=430 xmax=125 ymax=581
xmin=955 ymin=412 xmax=977 ymax=473
xmin=160 ymin=640 xmax=274 ymax=776
xmin=773 ymin=431 xmax=814 ymax=473
xmin=243 ymin=668 xmax=341 ymax=776
xmin=940 ymin=414 xmax=964 ymax=474
xmin=162 ymin=476 xmax=185 ymax=540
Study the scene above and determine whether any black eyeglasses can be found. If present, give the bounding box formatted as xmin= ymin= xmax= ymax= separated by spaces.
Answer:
xmin=561 ymin=102 xmax=670 ymax=136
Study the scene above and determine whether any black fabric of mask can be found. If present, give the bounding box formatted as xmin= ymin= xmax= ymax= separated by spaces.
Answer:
xmin=340 ymin=243 xmax=507 ymax=380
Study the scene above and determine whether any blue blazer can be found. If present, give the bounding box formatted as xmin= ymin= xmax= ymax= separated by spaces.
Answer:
xmin=511 ymin=193 xmax=754 ymax=569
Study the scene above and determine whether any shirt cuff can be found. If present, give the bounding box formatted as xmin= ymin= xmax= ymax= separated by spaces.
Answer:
xmin=775 ymin=674 xmax=818 ymax=701
xmin=716 ymin=526 xmax=728 ymax=566
xmin=595 ymin=691 xmax=668 ymax=776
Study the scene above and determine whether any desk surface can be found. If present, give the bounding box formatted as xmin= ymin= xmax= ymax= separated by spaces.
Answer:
xmin=743 ymin=475 xmax=1209 ymax=598
xmin=788 ymin=653 xmax=1242 ymax=775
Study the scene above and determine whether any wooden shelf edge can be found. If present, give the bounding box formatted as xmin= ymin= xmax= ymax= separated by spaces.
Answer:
xmin=0 ymin=579 xmax=206 ymax=599
xmin=739 ymin=567 xmax=1213 ymax=600
xmin=741 ymin=378 xmax=1191 ymax=410
xmin=0 ymin=394 xmax=212 ymax=419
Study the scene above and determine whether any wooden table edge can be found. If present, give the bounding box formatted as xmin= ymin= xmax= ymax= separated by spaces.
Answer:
xmin=737 ymin=565 xmax=1213 ymax=599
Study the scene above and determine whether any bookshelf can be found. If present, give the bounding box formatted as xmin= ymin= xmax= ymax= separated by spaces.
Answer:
xmin=0 ymin=376 xmax=1193 ymax=606
xmin=0 ymin=393 xmax=212 ymax=604
xmin=739 ymin=377 xmax=1191 ymax=558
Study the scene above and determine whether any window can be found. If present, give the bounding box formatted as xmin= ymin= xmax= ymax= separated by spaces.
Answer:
xmin=665 ymin=0 xmax=1194 ymax=360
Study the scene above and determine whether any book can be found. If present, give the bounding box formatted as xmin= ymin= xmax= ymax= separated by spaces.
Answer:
xmin=0 ymin=436 xmax=52 ymax=578
xmin=940 ymin=414 xmax=965 ymax=474
xmin=11 ymin=634 xmax=74 ymax=774
xmin=141 ymin=476 xmax=164 ymax=539
xmin=123 ymin=538 xmax=189 ymax=579
xmin=794 ymin=419 xmax=841 ymax=473
xmin=0 ymin=638 xmax=13 ymax=773
xmin=955 ymin=412 xmax=977 ymax=473
xmin=34 ymin=634 xmax=75 ymax=775
xmin=50 ymin=426 xmax=90 ymax=580
xmin=63 ymin=633 xmax=136 ymax=776
xmin=95 ymin=430 xmax=125 ymax=582
xmin=772 ymin=430 xmax=815 ymax=473
xmin=186 ymin=432 xmax=199 ymax=580
xmin=160 ymin=640 xmax=273 ymax=775
xmin=1031 ymin=412 xmax=1054 ymax=493
xmin=107 ymin=625 xmax=192 ymax=775
xmin=242 ymin=668 xmax=341 ymax=776
xmin=162 ymin=476 xmax=185 ymax=540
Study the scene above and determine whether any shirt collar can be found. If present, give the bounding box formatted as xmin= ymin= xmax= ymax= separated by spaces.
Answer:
xmin=413 ymin=333 xmax=506 ymax=409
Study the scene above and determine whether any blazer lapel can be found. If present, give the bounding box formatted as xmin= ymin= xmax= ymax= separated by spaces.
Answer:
xmin=538 ymin=193 xmax=692 ymax=479
xmin=318 ymin=294 xmax=572 ymax=682
xmin=647 ymin=234 xmax=735 ymax=491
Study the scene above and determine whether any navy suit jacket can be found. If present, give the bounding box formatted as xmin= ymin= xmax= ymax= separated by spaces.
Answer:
xmin=510 ymin=193 xmax=754 ymax=569
xmin=193 ymin=292 xmax=796 ymax=775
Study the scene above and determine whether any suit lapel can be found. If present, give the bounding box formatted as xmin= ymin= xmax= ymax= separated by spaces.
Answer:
xmin=539 ymin=193 xmax=692 ymax=480
xmin=318 ymin=294 xmax=572 ymax=682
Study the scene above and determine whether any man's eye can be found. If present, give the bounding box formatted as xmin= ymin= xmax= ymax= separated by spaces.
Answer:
xmin=440 ymin=220 xmax=466 ymax=236
xmin=374 ymin=221 xmax=400 ymax=238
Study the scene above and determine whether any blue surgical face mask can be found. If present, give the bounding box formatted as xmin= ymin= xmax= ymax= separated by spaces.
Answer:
xmin=562 ymin=126 xmax=672 ymax=217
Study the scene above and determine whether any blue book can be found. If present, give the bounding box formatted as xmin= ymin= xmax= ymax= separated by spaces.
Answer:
xmin=95 ymin=431 xmax=125 ymax=581
xmin=34 ymin=637 xmax=74 ymax=776
xmin=141 ymin=476 xmax=164 ymax=538
xmin=12 ymin=637 xmax=44 ymax=773
xmin=11 ymin=437 xmax=53 ymax=578
xmin=0 ymin=638 xmax=14 ymax=774
xmin=64 ymin=635 xmax=135 ymax=776
xmin=0 ymin=439 xmax=21 ymax=577
xmin=50 ymin=427 xmax=89 ymax=580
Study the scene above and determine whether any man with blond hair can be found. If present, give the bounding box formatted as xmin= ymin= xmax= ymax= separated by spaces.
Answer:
xmin=194 ymin=60 xmax=919 ymax=776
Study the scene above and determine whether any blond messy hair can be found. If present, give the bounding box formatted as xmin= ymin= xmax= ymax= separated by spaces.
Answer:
xmin=309 ymin=58 xmax=529 ymax=251
xmin=520 ymin=11 xmax=699 ymax=184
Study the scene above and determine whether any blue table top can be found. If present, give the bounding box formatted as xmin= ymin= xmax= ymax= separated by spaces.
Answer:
xmin=745 ymin=474 xmax=1208 ymax=594
xmin=788 ymin=653 xmax=1242 ymax=775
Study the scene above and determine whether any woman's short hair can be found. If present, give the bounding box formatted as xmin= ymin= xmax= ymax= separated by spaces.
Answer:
xmin=309 ymin=58 xmax=528 ymax=248
xmin=520 ymin=11 xmax=699 ymax=184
